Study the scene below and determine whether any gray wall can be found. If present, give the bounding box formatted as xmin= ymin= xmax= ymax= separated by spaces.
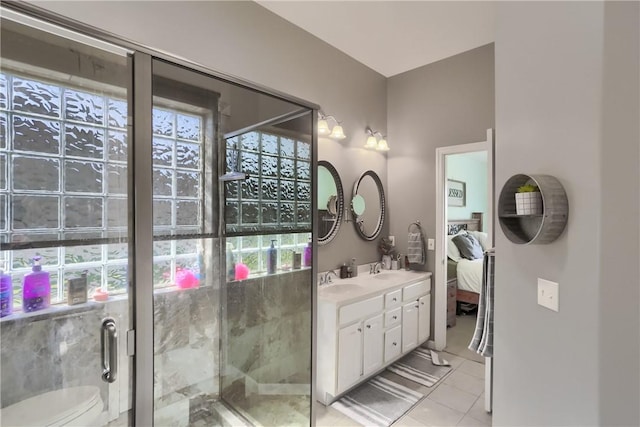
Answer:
xmin=386 ymin=44 xmax=495 ymax=283
xmin=494 ymin=2 xmax=639 ymax=425
xmin=599 ymin=3 xmax=639 ymax=424
xmin=30 ymin=0 xmax=388 ymax=272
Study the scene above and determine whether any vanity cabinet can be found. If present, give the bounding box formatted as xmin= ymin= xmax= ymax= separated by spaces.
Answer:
xmin=362 ymin=314 xmax=384 ymax=376
xmin=317 ymin=272 xmax=432 ymax=405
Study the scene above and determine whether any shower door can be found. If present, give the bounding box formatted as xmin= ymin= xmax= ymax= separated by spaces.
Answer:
xmin=0 ymin=9 xmax=134 ymax=426
xmin=147 ymin=58 xmax=316 ymax=426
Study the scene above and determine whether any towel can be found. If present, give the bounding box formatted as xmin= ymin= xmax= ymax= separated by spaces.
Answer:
xmin=407 ymin=232 xmax=425 ymax=265
xmin=430 ymin=350 xmax=451 ymax=366
xmin=469 ymin=248 xmax=495 ymax=357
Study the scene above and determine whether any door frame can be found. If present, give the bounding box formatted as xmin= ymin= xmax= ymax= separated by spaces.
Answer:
xmin=433 ymin=129 xmax=494 ymax=351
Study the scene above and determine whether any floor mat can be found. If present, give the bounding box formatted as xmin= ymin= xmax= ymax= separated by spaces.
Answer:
xmin=386 ymin=347 xmax=452 ymax=387
xmin=330 ymin=376 xmax=423 ymax=427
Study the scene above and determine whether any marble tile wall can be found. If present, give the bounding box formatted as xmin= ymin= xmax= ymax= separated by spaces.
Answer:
xmin=0 ymin=298 xmax=127 ymax=410
xmin=221 ymin=269 xmax=312 ymax=424
xmin=153 ymin=285 xmax=220 ymax=410
xmin=1 ymin=283 xmax=220 ymax=424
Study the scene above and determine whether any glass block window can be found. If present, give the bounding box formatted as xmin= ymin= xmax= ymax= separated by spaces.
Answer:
xmin=225 ymin=131 xmax=311 ymax=235
xmin=152 ymin=107 xmax=205 ymax=236
xmin=0 ymin=72 xmax=129 ymax=243
xmin=0 ymin=70 xmax=205 ymax=306
xmin=226 ymin=232 xmax=310 ymax=278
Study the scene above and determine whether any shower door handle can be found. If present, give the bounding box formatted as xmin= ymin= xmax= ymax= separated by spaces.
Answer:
xmin=101 ymin=318 xmax=118 ymax=383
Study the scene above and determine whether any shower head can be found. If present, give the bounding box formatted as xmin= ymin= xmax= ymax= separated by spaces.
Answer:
xmin=218 ymin=171 xmax=247 ymax=182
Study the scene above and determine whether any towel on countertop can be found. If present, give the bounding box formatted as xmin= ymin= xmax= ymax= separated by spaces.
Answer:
xmin=407 ymin=232 xmax=426 ymax=265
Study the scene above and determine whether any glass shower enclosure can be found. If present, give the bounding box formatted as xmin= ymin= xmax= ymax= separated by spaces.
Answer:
xmin=0 ymin=5 xmax=316 ymax=426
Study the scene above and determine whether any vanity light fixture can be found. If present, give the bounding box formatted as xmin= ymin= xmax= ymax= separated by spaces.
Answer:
xmin=318 ymin=111 xmax=347 ymax=140
xmin=364 ymin=126 xmax=390 ymax=151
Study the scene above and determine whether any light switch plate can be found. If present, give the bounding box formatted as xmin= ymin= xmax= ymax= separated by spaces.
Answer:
xmin=427 ymin=238 xmax=435 ymax=250
xmin=389 ymin=236 xmax=395 ymax=246
xmin=538 ymin=278 xmax=559 ymax=312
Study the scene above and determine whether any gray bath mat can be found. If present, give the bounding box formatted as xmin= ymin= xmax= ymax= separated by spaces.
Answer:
xmin=331 ymin=376 xmax=424 ymax=427
xmin=387 ymin=347 xmax=452 ymax=387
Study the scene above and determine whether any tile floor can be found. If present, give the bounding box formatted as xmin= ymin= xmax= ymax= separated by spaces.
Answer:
xmin=316 ymin=314 xmax=491 ymax=427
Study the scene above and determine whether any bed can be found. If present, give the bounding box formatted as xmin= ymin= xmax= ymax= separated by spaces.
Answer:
xmin=447 ymin=212 xmax=486 ymax=309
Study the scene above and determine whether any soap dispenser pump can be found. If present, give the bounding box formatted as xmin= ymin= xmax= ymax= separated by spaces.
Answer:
xmin=22 ymin=256 xmax=51 ymax=313
xmin=267 ymin=239 xmax=277 ymax=274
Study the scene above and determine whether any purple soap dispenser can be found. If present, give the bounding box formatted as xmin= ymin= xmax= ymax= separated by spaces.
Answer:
xmin=22 ymin=256 xmax=51 ymax=312
xmin=0 ymin=263 xmax=12 ymax=317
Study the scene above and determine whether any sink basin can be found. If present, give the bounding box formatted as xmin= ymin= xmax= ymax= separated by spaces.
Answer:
xmin=320 ymin=283 xmax=363 ymax=293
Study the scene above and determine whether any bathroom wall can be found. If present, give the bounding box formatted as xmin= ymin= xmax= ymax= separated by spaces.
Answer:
xmin=0 ymin=285 xmax=217 ymax=423
xmin=221 ymin=269 xmax=311 ymax=425
xmin=446 ymin=151 xmax=488 ymax=228
xmin=494 ymin=2 xmax=639 ymax=425
xmin=30 ymin=0 xmax=389 ymax=272
xmin=386 ymin=44 xmax=495 ymax=324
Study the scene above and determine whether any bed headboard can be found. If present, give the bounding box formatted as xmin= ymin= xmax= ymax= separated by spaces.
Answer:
xmin=448 ymin=212 xmax=483 ymax=235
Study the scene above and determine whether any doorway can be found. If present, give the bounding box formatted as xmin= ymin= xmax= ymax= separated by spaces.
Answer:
xmin=434 ymin=129 xmax=494 ymax=352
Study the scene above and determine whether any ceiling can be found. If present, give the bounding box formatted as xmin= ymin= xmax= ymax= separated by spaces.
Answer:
xmin=257 ymin=1 xmax=496 ymax=78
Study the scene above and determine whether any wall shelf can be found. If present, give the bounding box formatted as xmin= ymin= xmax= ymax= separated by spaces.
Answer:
xmin=498 ymin=174 xmax=568 ymax=244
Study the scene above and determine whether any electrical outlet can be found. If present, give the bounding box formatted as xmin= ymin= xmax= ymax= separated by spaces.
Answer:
xmin=427 ymin=238 xmax=435 ymax=250
xmin=389 ymin=236 xmax=395 ymax=246
xmin=537 ymin=278 xmax=559 ymax=312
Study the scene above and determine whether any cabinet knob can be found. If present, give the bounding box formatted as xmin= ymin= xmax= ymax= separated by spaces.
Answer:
xmin=415 ymin=305 xmax=419 ymax=308
xmin=393 ymin=342 xmax=397 ymax=346
xmin=357 ymin=328 xmax=362 ymax=332
xmin=392 ymin=315 xmax=397 ymax=320
xmin=393 ymin=297 xmax=397 ymax=301
xmin=366 ymin=324 xmax=372 ymax=329
xmin=421 ymin=301 xmax=425 ymax=305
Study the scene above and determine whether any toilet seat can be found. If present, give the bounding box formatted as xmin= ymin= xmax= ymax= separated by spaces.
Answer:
xmin=1 ymin=386 xmax=103 ymax=426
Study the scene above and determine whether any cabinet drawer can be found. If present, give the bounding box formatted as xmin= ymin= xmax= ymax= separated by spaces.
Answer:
xmin=384 ymin=325 xmax=402 ymax=362
xmin=385 ymin=289 xmax=402 ymax=309
xmin=384 ymin=307 xmax=402 ymax=328
xmin=339 ymin=295 xmax=384 ymax=326
xmin=403 ymin=279 xmax=430 ymax=301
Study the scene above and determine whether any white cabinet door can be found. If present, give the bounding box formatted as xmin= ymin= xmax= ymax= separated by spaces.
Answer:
xmin=338 ymin=322 xmax=363 ymax=392
xmin=362 ymin=314 xmax=384 ymax=376
xmin=384 ymin=325 xmax=402 ymax=362
xmin=418 ymin=294 xmax=431 ymax=343
xmin=402 ymin=302 xmax=419 ymax=353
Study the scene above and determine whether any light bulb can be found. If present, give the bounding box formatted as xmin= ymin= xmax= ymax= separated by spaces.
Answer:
xmin=329 ymin=124 xmax=346 ymax=140
xmin=365 ymin=135 xmax=378 ymax=149
xmin=376 ymin=138 xmax=390 ymax=151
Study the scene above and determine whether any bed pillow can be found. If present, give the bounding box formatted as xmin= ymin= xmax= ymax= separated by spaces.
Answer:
xmin=447 ymin=230 xmax=467 ymax=262
xmin=468 ymin=230 xmax=489 ymax=251
xmin=452 ymin=233 xmax=484 ymax=260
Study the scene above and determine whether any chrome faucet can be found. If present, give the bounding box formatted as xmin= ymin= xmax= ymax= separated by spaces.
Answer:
xmin=369 ymin=262 xmax=382 ymax=275
xmin=320 ymin=269 xmax=339 ymax=285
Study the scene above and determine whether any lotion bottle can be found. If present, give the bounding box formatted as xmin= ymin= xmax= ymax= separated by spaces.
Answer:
xmin=0 ymin=264 xmax=12 ymax=317
xmin=22 ymin=256 xmax=50 ymax=313
xmin=303 ymin=238 xmax=312 ymax=267
xmin=267 ymin=239 xmax=277 ymax=274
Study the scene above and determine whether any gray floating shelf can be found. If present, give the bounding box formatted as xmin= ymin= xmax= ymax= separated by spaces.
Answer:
xmin=498 ymin=174 xmax=568 ymax=244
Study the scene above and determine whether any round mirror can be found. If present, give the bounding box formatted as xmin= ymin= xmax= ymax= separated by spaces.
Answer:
xmin=318 ymin=161 xmax=344 ymax=245
xmin=352 ymin=170 xmax=385 ymax=241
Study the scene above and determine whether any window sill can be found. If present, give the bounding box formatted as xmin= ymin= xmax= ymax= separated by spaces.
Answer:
xmin=0 ymin=299 xmax=107 ymax=325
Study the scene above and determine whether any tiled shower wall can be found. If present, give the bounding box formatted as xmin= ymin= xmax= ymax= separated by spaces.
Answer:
xmin=221 ymin=269 xmax=311 ymax=423
xmin=0 ymin=285 xmax=219 ymax=418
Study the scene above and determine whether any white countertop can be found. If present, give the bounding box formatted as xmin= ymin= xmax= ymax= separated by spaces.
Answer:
xmin=318 ymin=269 xmax=432 ymax=306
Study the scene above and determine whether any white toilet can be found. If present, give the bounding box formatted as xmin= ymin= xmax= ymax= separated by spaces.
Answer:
xmin=1 ymin=386 xmax=104 ymax=426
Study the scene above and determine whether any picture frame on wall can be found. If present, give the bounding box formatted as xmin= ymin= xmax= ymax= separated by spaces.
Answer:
xmin=447 ymin=179 xmax=466 ymax=207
